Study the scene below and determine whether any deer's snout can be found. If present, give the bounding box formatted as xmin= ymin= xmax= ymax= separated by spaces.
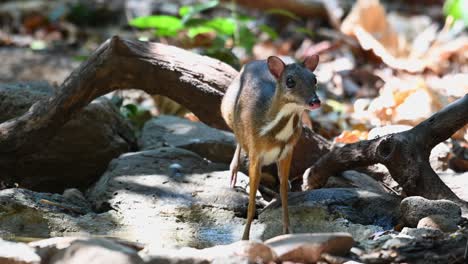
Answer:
xmin=307 ymin=96 xmax=321 ymax=110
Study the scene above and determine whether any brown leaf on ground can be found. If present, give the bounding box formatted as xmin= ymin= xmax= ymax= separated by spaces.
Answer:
xmin=341 ymin=0 xmax=402 ymax=56
xmin=340 ymin=0 xmax=468 ymax=73
xmin=334 ymin=130 xmax=368 ymax=143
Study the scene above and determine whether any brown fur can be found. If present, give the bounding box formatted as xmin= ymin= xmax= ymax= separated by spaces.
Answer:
xmin=221 ymin=55 xmax=320 ymax=240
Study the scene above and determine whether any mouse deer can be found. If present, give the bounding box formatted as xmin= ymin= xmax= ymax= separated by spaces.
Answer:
xmin=220 ymin=55 xmax=321 ymax=240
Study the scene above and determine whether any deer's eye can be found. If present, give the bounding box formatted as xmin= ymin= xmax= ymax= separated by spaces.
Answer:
xmin=286 ymin=76 xmax=295 ymax=88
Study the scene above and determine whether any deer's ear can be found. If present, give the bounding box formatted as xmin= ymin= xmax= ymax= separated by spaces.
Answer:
xmin=304 ymin=54 xmax=319 ymax=72
xmin=267 ymin=56 xmax=286 ymax=79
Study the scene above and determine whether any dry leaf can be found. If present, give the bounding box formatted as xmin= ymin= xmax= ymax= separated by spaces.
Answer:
xmin=334 ymin=130 xmax=368 ymax=144
xmin=341 ymin=0 xmax=401 ymax=56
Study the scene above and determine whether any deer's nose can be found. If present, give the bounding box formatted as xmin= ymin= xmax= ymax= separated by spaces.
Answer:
xmin=307 ymin=96 xmax=321 ymax=110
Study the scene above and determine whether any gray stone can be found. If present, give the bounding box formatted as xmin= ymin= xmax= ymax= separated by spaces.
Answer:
xmin=140 ymin=246 xmax=210 ymax=264
xmin=0 ymin=82 xmax=136 ymax=192
xmin=0 ymin=239 xmax=41 ymax=264
xmin=417 ymin=214 xmax=458 ymax=232
xmin=139 ymin=115 xmax=236 ymax=163
xmin=86 ymin=148 xmax=264 ymax=247
xmin=211 ymin=255 xmax=251 ymax=264
xmin=0 ymin=188 xmax=118 ymax=239
xmin=400 ymin=196 xmax=461 ymax=227
xmin=264 ymin=233 xmax=354 ymax=263
xmin=400 ymin=227 xmax=444 ymax=239
xmin=259 ymin=188 xmax=401 ymax=241
xmin=48 ymin=238 xmax=144 ymax=264
xmin=324 ymin=170 xmax=388 ymax=193
xmin=0 ymin=81 xmax=53 ymax=123
xmin=141 ymin=241 xmax=275 ymax=264
xmin=0 ymin=188 xmax=92 ymax=237
xmin=381 ymin=237 xmax=413 ymax=249
xmin=203 ymin=241 xmax=276 ymax=263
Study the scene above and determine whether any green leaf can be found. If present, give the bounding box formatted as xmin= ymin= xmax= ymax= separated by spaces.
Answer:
xmin=154 ymin=27 xmax=179 ymax=37
xmin=444 ymin=0 xmax=468 ymax=25
xmin=129 ymin=15 xmax=183 ymax=30
xmin=180 ymin=0 xmax=219 ymax=23
xmin=259 ymin=25 xmax=278 ymax=40
xmin=72 ymin=54 xmax=89 ymax=62
xmin=122 ymin=104 xmax=138 ymax=116
xmin=179 ymin=6 xmax=191 ymax=17
xmin=238 ymin=25 xmax=256 ymax=53
xmin=265 ymin=8 xmax=300 ymax=20
xmin=236 ymin=14 xmax=254 ymax=22
xmin=199 ymin=47 xmax=240 ymax=69
xmin=184 ymin=18 xmax=208 ymax=27
xmin=204 ymin=18 xmax=236 ymax=35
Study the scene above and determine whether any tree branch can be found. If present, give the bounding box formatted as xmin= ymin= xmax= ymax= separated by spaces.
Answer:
xmin=0 ymin=37 xmax=237 ymax=158
xmin=0 ymin=37 xmax=330 ymax=182
xmin=303 ymin=94 xmax=468 ymax=206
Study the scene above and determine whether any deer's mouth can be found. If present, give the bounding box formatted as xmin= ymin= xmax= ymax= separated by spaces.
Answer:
xmin=307 ymin=102 xmax=321 ymax=110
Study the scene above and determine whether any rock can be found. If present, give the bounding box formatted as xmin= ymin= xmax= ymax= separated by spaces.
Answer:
xmin=417 ymin=214 xmax=458 ymax=232
xmin=0 ymin=188 xmax=92 ymax=237
xmin=264 ymin=233 xmax=354 ymax=263
xmin=0 ymin=81 xmax=53 ymax=123
xmin=0 ymin=82 xmax=137 ymax=192
xmin=0 ymin=239 xmax=41 ymax=264
xmin=203 ymin=241 xmax=276 ymax=263
xmin=29 ymin=236 xmax=145 ymax=261
xmin=48 ymin=238 xmax=144 ymax=264
xmin=400 ymin=227 xmax=444 ymax=239
xmin=400 ymin=196 xmax=461 ymax=227
xmin=259 ymin=188 xmax=401 ymax=241
xmin=140 ymin=246 xmax=210 ymax=264
xmin=381 ymin=236 xmax=413 ymax=250
xmin=324 ymin=170 xmax=387 ymax=193
xmin=0 ymin=188 xmax=118 ymax=239
xmin=139 ymin=115 xmax=236 ymax=163
xmin=87 ymin=148 xmax=264 ymax=247
xmin=211 ymin=255 xmax=250 ymax=264
xmin=141 ymin=241 xmax=275 ymax=264
xmin=143 ymin=254 xmax=210 ymax=264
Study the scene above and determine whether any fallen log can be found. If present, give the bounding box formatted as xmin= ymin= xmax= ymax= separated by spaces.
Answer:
xmin=0 ymin=36 xmax=464 ymax=209
xmin=303 ymin=94 xmax=468 ymax=207
xmin=0 ymin=37 xmax=329 ymax=183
